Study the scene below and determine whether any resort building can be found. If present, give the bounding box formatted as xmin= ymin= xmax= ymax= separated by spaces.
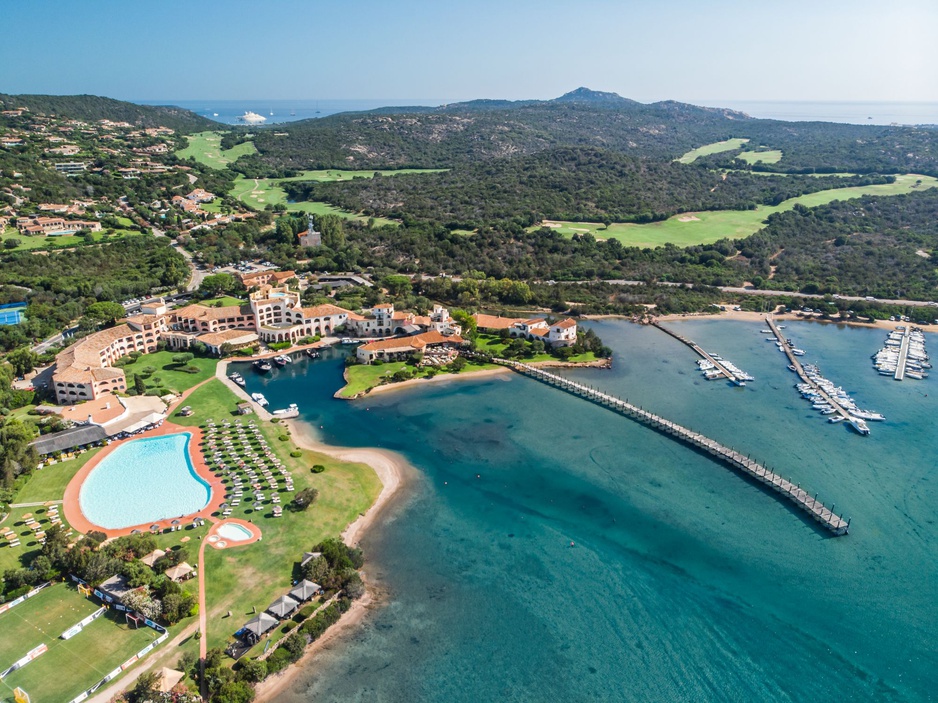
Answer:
xmin=249 ymin=284 xmax=350 ymax=343
xmin=473 ymin=313 xmax=578 ymax=347
xmin=239 ymin=269 xmax=296 ymax=288
xmin=356 ymin=330 xmax=466 ymax=364
xmin=16 ymin=216 xmax=102 ymax=235
xmin=52 ymin=300 xmax=169 ymax=404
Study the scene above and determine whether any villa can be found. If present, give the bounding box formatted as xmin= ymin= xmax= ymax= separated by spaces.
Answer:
xmin=16 ymin=215 xmax=102 ymax=235
xmin=473 ymin=313 xmax=578 ymax=347
xmin=356 ymin=330 xmax=466 ymax=364
xmin=352 ymin=303 xmax=461 ymax=338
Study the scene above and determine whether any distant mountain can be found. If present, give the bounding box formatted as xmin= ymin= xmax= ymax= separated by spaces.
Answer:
xmin=0 ymin=93 xmax=215 ymax=133
xmin=553 ymin=87 xmax=639 ymax=106
xmin=223 ymin=87 xmax=938 ymax=177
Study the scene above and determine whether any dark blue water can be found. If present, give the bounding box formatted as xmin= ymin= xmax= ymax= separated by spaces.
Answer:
xmin=138 ymin=99 xmax=938 ymax=127
xmin=242 ymin=320 xmax=937 ymax=702
xmin=136 ymin=99 xmax=445 ymax=125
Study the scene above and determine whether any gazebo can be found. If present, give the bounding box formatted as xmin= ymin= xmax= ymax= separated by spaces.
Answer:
xmin=266 ymin=594 xmax=300 ymax=620
xmin=164 ymin=562 xmax=196 ymax=583
xmin=158 ymin=667 xmax=185 ymax=692
xmin=242 ymin=612 xmax=278 ymax=644
xmin=289 ymin=580 xmax=322 ymax=603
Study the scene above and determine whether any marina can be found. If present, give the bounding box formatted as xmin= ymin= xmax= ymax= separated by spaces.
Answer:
xmin=471 ymin=353 xmax=850 ymax=535
xmin=652 ymin=322 xmax=754 ymax=385
xmin=872 ymin=326 xmax=929 ymax=381
xmin=764 ymin=318 xmax=880 ymax=435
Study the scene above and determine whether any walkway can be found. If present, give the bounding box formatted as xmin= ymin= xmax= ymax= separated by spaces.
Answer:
xmin=10 ymin=500 xmax=62 ymax=508
xmin=474 ymin=354 xmax=850 ymax=535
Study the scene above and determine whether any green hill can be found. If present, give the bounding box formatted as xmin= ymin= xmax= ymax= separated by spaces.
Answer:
xmin=230 ymin=88 xmax=938 ymax=177
xmin=0 ymin=93 xmax=215 ymax=133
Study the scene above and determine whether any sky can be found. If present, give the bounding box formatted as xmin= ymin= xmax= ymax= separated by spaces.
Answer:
xmin=2 ymin=0 xmax=937 ymax=104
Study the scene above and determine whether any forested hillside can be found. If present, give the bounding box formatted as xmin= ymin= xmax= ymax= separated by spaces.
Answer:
xmin=232 ymin=89 xmax=938 ymax=176
xmin=285 ymin=147 xmax=892 ymax=227
xmin=732 ymin=186 xmax=938 ymax=298
xmin=0 ymin=93 xmax=215 ymax=133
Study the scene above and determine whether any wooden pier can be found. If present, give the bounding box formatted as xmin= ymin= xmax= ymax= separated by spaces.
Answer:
xmin=764 ymin=318 xmax=854 ymax=424
xmin=472 ymin=354 xmax=850 ymax=535
xmin=651 ymin=322 xmax=745 ymax=385
xmin=894 ymin=326 xmax=911 ymax=381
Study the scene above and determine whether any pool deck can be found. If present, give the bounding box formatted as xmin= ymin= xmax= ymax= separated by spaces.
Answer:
xmin=62 ymin=422 xmax=227 ymax=538
xmin=206 ymin=518 xmax=262 ymax=549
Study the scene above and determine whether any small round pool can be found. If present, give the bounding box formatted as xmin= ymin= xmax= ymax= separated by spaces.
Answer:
xmin=79 ymin=433 xmax=210 ymax=530
xmin=216 ymin=522 xmax=253 ymax=542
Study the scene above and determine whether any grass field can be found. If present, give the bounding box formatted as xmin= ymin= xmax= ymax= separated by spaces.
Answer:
xmin=538 ymin=174 xmax=938 ymax=248
xmin=1 ymin=228 xmax=142 ymax=252
xmin=677 ymin=138 xmax=750 ymax=164
xmin=199 ymin=296 xmax=247 ymax=308
xmin=118 ymin=351 xmax=219 ymax=394
xmin=229 ymin=169 xmax=443 ymax=228
xmin=176 ymin=131 xmax=257 ymax=169
xmin=338 ymin=358 xmax=504 ymax=399
xmin=170 ymin=379 xmax=382 ymax=653
xmin=0 ymin=583 xmax=160 ymax=703
xmin=473 ymin=334 xmax=599 ymax=364
xmin=738 ymin=149 xmax=783 ymax=164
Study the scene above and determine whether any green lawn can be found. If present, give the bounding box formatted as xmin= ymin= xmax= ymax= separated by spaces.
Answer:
xmin=229 ymin=169 xmax=443 ymax=227
xmin=14 ymin=450 xmax=101 ymax=504
xmin=175 ymin=131 xmax=257 ymax=169
xmin=0 ymin=583 xmax=160 ymax=703
xmin=538 ymin=174 xmax=938 ymax=248
xmin=338 ymin=358 xmax=503 ymax=399
xmin=677 ymin=138 xmax=750 ymax=164
xmin=198 ymin=296 xmax=246 ymax=308
xmin=738 ymin=149 xmax=783 ymax=164
xmin=118 ymin=351 xmax=219 ymax=395
xmin=474 ymin=334 xmax=599 ymax=364
xmin=1 ymin=228 xmax=142 ymax=252
xmin=170 ymin=379 xmax=382 ymax=651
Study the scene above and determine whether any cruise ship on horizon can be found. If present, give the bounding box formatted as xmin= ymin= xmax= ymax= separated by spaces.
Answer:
xmin=238 ymin=111 xmax=267 ymax=124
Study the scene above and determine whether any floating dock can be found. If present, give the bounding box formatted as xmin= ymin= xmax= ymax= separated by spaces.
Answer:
xmin=651 ymin=322 xmax=752 ymax=385
xmin=472 ymin=354 xmax=850 ymax=535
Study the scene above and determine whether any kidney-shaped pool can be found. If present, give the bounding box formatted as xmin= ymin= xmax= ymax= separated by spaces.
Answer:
xmin=79 ymin=433 xmax=211 ymax=530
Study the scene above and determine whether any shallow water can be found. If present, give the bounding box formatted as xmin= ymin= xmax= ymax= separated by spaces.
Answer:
xmin=244 ymin=320 xmax=937 ymax=702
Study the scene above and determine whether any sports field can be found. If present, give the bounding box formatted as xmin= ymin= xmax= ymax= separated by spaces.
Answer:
xmin=538 ymin=174 xmax=938 ymax=248
xmin=0 ymin=583 xmax=160 ymax=703
xmin=677 ymin=138 xmax=750 ymax=164
xmin=176 ymin=131 xmax=257 ymax=169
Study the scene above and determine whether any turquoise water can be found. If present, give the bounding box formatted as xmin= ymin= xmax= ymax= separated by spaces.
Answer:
xmin=79 ymin=433 xmax=211 ymax=529
xmin=217 ymin=523 xmax=252 ymax=541
xmin=245 ymin=320 xmax=937 ymax=702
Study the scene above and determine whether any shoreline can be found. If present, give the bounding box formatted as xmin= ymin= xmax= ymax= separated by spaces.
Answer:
xmin=250 ymin=417 xmax=414 ymax=702
xmin=585 ymin=309 xmax=938 ymax=335
xmin=338 ymin=365 xmax=512 ymax=400
xmin=219 ymin=359 xmax=412 ymax=702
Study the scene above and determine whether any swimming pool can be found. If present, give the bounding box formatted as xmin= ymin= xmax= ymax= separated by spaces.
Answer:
xmin=79 ymin=433 xmax=211 ymax=530
xmin=216 ymin=523 xmax=253 ymax=541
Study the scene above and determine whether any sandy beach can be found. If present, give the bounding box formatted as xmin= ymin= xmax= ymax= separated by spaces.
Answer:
xmin=617 ymin=308 xmax=938 ymax=335
xmin=248 ymin=419 xmax=414 ymax=702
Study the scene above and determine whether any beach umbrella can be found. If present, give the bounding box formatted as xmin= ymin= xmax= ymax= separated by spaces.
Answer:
xmin=150 ymin=524 xmax=161 ymax=533
xmin=131 ymin=529 xmax=141 ymax=534
xmin=22 ymin=513 xmax=32 ymax=519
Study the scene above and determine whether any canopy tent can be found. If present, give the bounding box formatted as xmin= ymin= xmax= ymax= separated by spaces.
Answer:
xmin=289 ymin=580 xmax=322 ymax=603
xmin=266 ymin=594 xmax=300 ymax=619
xmin=242 ymin=612 xmax=278 ymax=644
xmin=158 ymin=667 xmax=185 ymax=693
xmin=164 ymin=562 xmax=196 ymax=582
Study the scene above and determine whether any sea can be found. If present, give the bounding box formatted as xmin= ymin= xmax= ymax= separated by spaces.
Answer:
xmin=137 ymin=99 xmax=938 ymax=127
xmin=242 ymin=319 xmax=937 ymax=702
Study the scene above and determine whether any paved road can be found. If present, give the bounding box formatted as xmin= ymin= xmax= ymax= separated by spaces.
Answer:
xmin=151 ymin=226 xmax=206 ymax=292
